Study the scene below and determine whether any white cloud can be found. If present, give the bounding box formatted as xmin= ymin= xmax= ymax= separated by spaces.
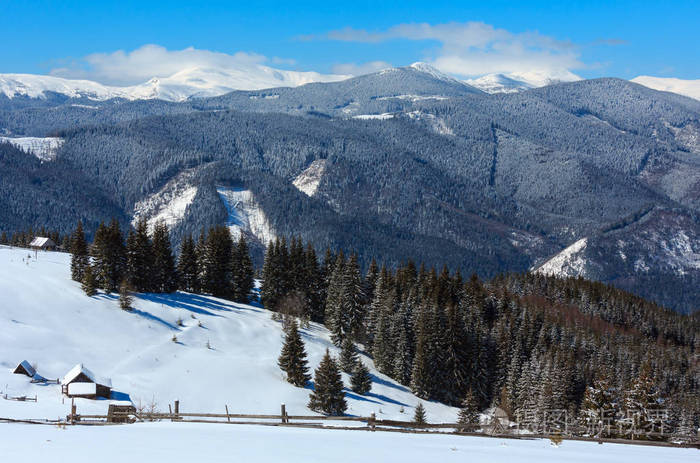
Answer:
xmin=321 ymin=21 xmax=585 ymax=77
xmin=50 ymin=44 xmax=278 ymax=86
xmin=332 ymin=60 xmax=392 ymax=76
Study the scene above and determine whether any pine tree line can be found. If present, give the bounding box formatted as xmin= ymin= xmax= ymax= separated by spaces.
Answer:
xmin=260 ymin=237 xmax=698 ymax=430
xmin=69 ymin=220 xmax=254 ymax=303
xmin=0 ymin=226 xmax=67 ymax=249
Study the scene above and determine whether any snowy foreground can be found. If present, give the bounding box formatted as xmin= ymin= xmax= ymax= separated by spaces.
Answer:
xmin=0 ymin=245 xmax=455 ymax=421
xmin=2 ymin=422 xmax=697 ymax=463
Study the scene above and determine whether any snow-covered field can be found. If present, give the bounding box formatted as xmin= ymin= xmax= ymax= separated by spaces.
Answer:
xmin=0 ymin=245 xmax=453 ymax=422
xmin=1 ymin=422 xmax=697 ymax=463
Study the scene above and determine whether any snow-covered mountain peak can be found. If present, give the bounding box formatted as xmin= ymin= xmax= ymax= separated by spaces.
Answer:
xmin=0 ymin=65 xmax=350 ymax=102
xmin=465 ymin=73 xmax=534 ymax=94
xmin=466 ymin=69 xmax=581 ymax=94
xmin=409 ymin=62 xmax=461 ymax=83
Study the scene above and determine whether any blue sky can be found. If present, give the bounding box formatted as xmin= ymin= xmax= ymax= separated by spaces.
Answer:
xmin=1 ymin=0 xmax=698 ymax=83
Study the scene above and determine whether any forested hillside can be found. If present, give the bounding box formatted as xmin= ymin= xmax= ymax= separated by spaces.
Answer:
xmin=0 ymin=66 xmax=699 ymax=312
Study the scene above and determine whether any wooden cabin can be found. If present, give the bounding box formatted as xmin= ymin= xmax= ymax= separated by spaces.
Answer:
xmin=61 ymin=364 xmax=112 ymax=399
xmin=13 ymin=360 xmax=36 ymax=377
xmin=29 ymin=236 xmax=56 ymax=250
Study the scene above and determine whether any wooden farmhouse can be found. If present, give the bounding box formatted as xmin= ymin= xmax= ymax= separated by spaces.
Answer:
xmin=13 ymin=360 xmax=36 ymax=377
xmin=29 ymin=237 xmax=56 ymax=250
xmin=61 ymin=364 xmax=112 ymax=399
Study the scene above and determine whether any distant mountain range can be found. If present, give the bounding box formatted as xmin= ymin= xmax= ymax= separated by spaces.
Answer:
xmin=1 ymin=63 xmax=698 ymax=313
xmin=2 ymin=62 xmax=698 ymax=102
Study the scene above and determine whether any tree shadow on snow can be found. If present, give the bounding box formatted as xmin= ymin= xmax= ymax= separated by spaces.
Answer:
xmin=138 ymin=293 xmax=224 ymax=317
xmin=366 ymin=391 xmax=409 ymax=408
xmin=128 ymin=308 xmax=180 ymax=330
xmin=344 ymin=390 xmax=382 ymax=405
xmin=369 ymin=373 xmax=411 ymax=394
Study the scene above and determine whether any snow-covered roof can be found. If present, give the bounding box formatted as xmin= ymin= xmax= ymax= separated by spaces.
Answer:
xmin=29 ymin=237 xmax=56 ymax=248
xmin=13 ymin=360 xmax=36 ymax=377
xmin=62 ymin=363 xmax=111 ymax=387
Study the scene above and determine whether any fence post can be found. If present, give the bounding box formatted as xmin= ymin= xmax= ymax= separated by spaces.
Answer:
xmin=226 ymin=405 xmax=230 ymax=422
xmin=169 ymin=404 xmax=173 ymax=421
xmin=369 ymin=413 xmax=376 ymax=431
xmin=174 ymin=400 xmax=180 ymax=420
xmin=70 ymin=399 xmax=76 ymax=425
xmin=281 ymin=404 xmax=287 ymax=424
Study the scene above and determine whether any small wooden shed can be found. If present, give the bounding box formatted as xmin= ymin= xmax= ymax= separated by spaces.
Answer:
xmin=483 ymin=407 xmax=510 ymax=435
xmin=61 ymin=364 xmax=112 ymax=399
xmin=29 ymin=237 xmax=56 ymax=250
xmin=13 ymin=360 xmax=36 ymax=377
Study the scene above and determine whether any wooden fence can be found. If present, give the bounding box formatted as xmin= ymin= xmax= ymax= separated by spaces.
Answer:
xmin=52 ymin=402 xmax=699 ymax=449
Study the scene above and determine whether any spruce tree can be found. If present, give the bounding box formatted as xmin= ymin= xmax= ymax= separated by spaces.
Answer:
xmin=261 ymin=238 xmax=289 ymax=310
xmin=231 ymin=234 xmax=254 ymax=302
xmin=304 ymin=244 xmax=324 ymax=323
xmin=458 ymin=389 xmax=480 ymax=431
xmin=81 ymin=264 xmax=97 ymax=296
xmin=125 ymin=218 xmax=153 ymax=292
xmin=177 ymin=233 xmax=199 ymax=293
xmin=118 ymin=279 xmax=133 ymax=311
xmin=324 ymin=253 xmax=346 ymax=343
xmin=442 ymin=302 xmax=470 ymax=404
xmin=308 ymin=349 xmax=347 ymax=416
xmin=624 ymin=363 xmax=660 ymax=431
xmin=69 ymin=220 xmax=89 ymax=282
xmin=278 ymin=320 xmax=311 ymax=387
xmin=0 ymin=231 xmax=7 ymax=245
xmin=350 ymin=361 xmax=372 ymax=395
xmin=580 ymin=372 xmax=616 ymax=429
xmin=339 ymin=337 xmax=359 ymax=373
xmin=151 ymin=222 xmax=178 ymax=293
xmin=91 ymin=219 xmax=126 ymax=292
xmin=201 ymin=226 xmax=234 ymax=298
xmin=413 ymin=403 xmax=427 ymax=424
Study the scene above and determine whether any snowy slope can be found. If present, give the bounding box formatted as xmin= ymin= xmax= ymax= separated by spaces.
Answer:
xmin=217 ymin=187 xmax=277 ymax=245
xmin=534 ymin=238 xmax=589 ymax=278
xmin=2 ymin=422 xmax=697 ymax=463
xmin=632 ymin=76 xmax=700 ymax=101
xmin=0 ymin=66 xmax=349 ymax=102
xmin=132 ymin=170 xmax=198 ymax=230
xmin=0 ymin=136 xmax=63 ymax=161
xmin=293 ymin=159 xmax=328 ymax=197
xmin=0 ymin=246 xmax=455 ymax=422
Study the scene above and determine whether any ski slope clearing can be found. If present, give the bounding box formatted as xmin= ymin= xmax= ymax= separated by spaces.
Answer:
xmin=1 ymin=422 xmax=697 ymax=463
xmin=0 ymin=246 xmax=455 ymax=422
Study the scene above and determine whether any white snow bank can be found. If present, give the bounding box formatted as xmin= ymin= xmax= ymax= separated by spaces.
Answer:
xmin=0 ymin=422 xmax=696 ymax=463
